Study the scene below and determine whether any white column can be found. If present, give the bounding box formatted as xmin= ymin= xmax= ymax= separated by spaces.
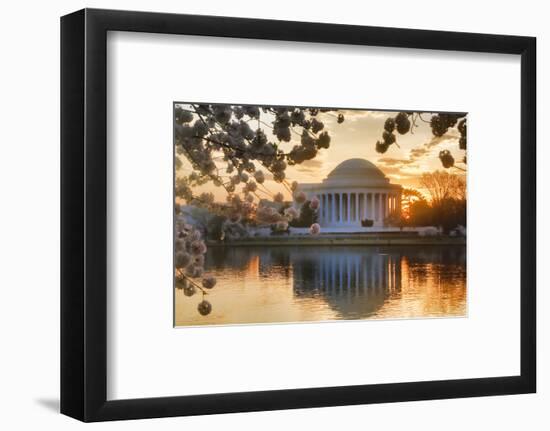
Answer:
xmin=340 ymin=193 xmax=344 ymax=223
xmin=369 ymin=193 xmax=375 ymax=220
xmin=330 ymin=194 xmax=335 ymax=223
xmin=335 ymin=193 xmax=338 ymax=223
xmin=345 ymin=193 xmax=350 ymax=223
xmin=333 ymin=193 xmax=337 ymax=223
xmin=365 ymin=193 xmax=372 ymax=219
xmin=338 ymin=193 xmax=343 ymax=223
xmin=355 ymin=193 xmax=361 ymax=225
xmin=327 ymin=194 xmax=331 ymax=224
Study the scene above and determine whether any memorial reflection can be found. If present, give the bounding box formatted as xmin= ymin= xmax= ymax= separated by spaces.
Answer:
xmin=178 ymin=245 xmax=467 ymax=326
xmin=289 ymin=248 xmax=402 ymax=319
xmin=289 ymin=246 xmax=466 ymax=319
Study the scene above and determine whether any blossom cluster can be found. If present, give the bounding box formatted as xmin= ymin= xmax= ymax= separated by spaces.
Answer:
xmin=255 ymin=191 xmax=322 ymax=234
xmin=174 ymin=104 xmax=342 ymax=236
xmin=174 ymin=211 xmax=216 ymax=316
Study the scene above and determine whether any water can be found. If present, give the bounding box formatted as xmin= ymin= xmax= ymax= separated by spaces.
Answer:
xmin=175 ymin=245 xmax=467 ymax=326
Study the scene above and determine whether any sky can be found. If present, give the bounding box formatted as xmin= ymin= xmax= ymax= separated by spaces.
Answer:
xmin=175 ymin=106 xmax=467 ymax=202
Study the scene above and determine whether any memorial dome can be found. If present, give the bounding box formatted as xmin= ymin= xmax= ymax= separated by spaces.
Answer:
xmin=323 ymin=158 xmax=389 ymax=186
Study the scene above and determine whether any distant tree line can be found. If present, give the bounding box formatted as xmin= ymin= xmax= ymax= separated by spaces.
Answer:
xmin=386 ymin=171 xmax=466 ymax=233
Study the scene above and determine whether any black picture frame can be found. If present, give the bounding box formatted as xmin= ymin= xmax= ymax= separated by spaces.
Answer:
xmin=61 ymin=8 xmax=536 ymax=422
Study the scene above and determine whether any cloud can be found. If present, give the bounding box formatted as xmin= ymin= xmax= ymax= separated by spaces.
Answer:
xmin=380 ymin=166 xmax=405 ymax=175
xmin=294 ymin=158 xmax=324 ymax=173
xmin=425 ymin=130 xmax=460 ymax=149
xmin=409 ymin=131 xmax=459 ymax=162
xmin=409 ymin=147 xmax=430 ymax=159
xmin=377 ymin=157 xmax=415 ymax=166
xmin=381 ymin=165 xmax=420 ymax=177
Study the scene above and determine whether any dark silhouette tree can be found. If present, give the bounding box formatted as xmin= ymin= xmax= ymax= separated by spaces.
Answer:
xmin=408 ymin=200 xmax=434 ymax=227
xmin=289 ymin=200 xmax=319 ymax=228
xmin=420 ymin=171 xmax=466 ymax=205
xmin=415 ymin=171 xmax=467 ymax=232
xmin=401 ymin=188 xmax=426 ymax=220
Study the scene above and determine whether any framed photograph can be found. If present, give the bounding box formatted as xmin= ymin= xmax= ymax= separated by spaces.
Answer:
xmin=61 ymin=8 xmax=536 ymax=422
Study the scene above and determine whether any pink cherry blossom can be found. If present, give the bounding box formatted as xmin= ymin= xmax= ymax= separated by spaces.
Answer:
xmin=309 ymin=223 xmax=321 ymax=235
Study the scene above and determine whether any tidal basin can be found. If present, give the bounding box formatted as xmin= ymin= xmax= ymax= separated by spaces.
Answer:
xmin=175 ymin=245 xmax=467 ymax=327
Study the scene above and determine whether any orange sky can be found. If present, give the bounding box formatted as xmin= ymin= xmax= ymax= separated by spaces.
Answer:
xmin=175 ymin=106 xmax=467 ymax=202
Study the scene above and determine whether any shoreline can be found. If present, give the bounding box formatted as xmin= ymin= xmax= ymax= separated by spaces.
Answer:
xmin=207 ymin=235 xmax=466 ymax=247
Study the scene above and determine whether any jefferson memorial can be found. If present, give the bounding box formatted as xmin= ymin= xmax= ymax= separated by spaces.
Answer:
xmin=298 ymin=158 xmax=402 ymax=228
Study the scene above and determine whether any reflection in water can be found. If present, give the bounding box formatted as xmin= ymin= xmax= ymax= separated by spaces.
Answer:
xmin=175 ymin=246 xmax=467 ymax=326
